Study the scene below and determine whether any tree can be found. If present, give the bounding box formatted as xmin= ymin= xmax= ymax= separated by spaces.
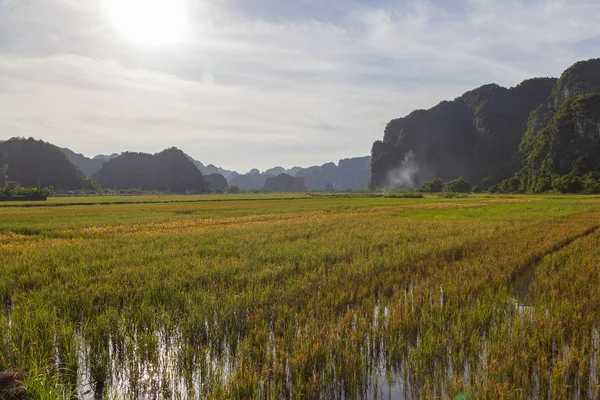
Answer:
xmin=445 ymin=177 xmax=472 ymax=193
xmin=500 ymin=177 xmax=521 ymax=193
xmin=533 ymin=176 xmax=552 ymax=193
xmin=582 ymin=171 xmax=600 ymax=194
xmin=472 ymin=185 xmax=482 ymax=193
xmin=421 ymin=178 xmax=444 ymax=193
xmin=552 ymin=175 xmax=583 ymax=193
xmin=480 ymin=176 xmax=493 ymax=190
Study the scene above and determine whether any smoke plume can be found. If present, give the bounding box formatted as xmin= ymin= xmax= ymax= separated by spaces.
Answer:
xmin=386 ymin=150 xmax=419 ymax=189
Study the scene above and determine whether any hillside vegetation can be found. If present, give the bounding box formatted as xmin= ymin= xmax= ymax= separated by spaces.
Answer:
xmin=519 ymin=59 xmax=600 ymax=192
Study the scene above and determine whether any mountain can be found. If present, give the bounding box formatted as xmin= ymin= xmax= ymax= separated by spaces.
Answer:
xmin=229 ymin=169 xmax=269 ymax=191
xmin=0 ymin=138 xmax=94 ymax=190
xmin=287 ymin=167 xmax=304 ymax=176
xmin=205 ymin=173 xmax=228 ymax=192
xmin=263 ymin=174 xmax=307 ymax=192
xmin=190 ymin=159 xmax=236 ymax=180
xmin=370 ymin=78 xmax=557 ymax=188
xmin=93 ymin=147 xmax=208 ymax=193
xmin=93 ymin=154 xmax=120 ymax=161
xmin=338 ymin=157 xmax=371 ymax=190
xmin=296 ymin=156 xmax=371 ymax=191
xmin=518 ymin=59 xmax=600 ymax=192
xmin=227 ymin=156 xmax=371 ymax=191
xmin=61 ymin=148 xmax=106 ymax=177
xmin=263 ymin=166 xmax=287 ymax=176
xmin=58 ymin=145 xmax=370 ymax=192
xmin=61 ymin=149 xmax=120 ymax=177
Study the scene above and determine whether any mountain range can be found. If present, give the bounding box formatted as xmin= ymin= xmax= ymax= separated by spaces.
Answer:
xmin=1 ymin=58 xmax=599 ymax=194
xmin=60 ymin=146 xmax=371 ymax=192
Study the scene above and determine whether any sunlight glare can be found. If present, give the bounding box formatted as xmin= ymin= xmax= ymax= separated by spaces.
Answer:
xmin=104 ymin=0 xmax=187 ymax=46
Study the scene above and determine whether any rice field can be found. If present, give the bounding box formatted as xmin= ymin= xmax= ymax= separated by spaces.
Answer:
xmin=1 ymin=194 xmax=599 ymax=399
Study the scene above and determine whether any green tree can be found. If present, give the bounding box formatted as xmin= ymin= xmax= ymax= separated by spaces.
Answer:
xmin=552 ymin=175 xmax=584 ymax=193
xmin=500 ymin=177 xmax=521 ymax=193
xmin=480 ymin=176 xmax=493 ymax=190
xmin=582 ymin=172 xmax=600 ymax=194
xmin=472 ymin=185 xmax=482 ymax=193
xmin=445 ymin=177 xmax=472 ymax=193
xmin=533 ymin=176 xmax=552 ymax=193
xmin=421 ymin=178 xmax=444 ymax=193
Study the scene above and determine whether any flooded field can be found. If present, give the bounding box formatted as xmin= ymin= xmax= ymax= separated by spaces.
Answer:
xmin=1 ymin=194 xmax=599 ymax=398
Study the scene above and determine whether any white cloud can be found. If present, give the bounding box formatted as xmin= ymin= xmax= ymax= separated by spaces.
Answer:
xmin=0 ymin=0 xmax=598 ymax=170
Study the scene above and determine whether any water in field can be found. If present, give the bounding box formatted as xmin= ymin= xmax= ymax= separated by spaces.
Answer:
xmin=2 ymin=197 xmax=599 ymax=398
xmin=14 ymin=295 xmax=590 ymax=399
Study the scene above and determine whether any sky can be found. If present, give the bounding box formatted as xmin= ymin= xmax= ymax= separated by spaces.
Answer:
xmin=0 ymin=0 xmax=599 ymax=172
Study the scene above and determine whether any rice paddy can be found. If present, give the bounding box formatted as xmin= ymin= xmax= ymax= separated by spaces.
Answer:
xmin=1 ymin=194 xmax=599 ymax=399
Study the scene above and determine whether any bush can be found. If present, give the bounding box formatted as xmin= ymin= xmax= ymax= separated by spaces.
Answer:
xmin=480 ymin=176 xmax=493 ymax=190
xmin=385 ymin=191 xmax=424 ymax=199
xmin=445 ymin=177 xmax=472 ymax=193
xmin=582 ymin=172 xmax=600 ymax=194
xmin=472 ymin=185 xmax=482 ymax=193
xmin=533 ymin=176 xmax=552 ymax=193
xmin=552 ymin=175 xmax=584 ymax=193
xmin=437 ymin=192 xmax=469 ymax=198
xmin=421 ymin=178 xmax=444 ymax=193
xmin=0 ymin=185 xmax=52 ymax=200
xmin=487 ymin=185 xmax=499 ymax=194
xmin=500 ymin=177 xmax=522 ymax=193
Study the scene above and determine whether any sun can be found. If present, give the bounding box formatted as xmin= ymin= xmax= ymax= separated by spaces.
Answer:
xmin=104 ymin=0 xmax=187 ymax=46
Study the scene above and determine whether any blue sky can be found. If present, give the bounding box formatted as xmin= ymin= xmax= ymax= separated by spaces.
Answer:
xmin=0 ymin=0 xmax=599 ymax=172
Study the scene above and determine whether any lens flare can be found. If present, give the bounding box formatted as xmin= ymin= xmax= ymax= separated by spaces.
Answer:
xmin=104 ymin=0 xmax=187 ymax=46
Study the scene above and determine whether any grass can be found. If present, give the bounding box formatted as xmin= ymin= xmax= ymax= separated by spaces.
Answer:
xmin=0 ymin=194 xmax=599 ymax=398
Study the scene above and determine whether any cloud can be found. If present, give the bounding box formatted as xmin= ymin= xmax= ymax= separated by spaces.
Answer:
xmin=0 ymin=0 xmax=598 ymax=170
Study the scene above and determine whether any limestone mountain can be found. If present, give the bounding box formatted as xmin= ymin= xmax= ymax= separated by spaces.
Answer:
xmin=62 ymin=149 xmax=120 ymax=177
xmin=229 ymin=169 xmax=269 ymax=191
xmin=0 ymin=138 xmax=94 ymax=190
xmin=93 ymin=147 xmax=208 ymax=193
xmin=296 ymin=156 xmax=371 ymax=191
xmin=519 ymin=59 xmax=600 ymax=192
xmin=263 ymin=174 xmax=308 ymax=192
xmin=371 ymin=78 xmax=557 ymax=189
xmin=191 ymin=159 xmax=236 ymax=180
xmin=263 ymin=167 xmax=288 ymax=176
xmin=228 ymin=156 xmax=371 ymax=191
xmin=94 ymin=154 xmax=120 ymax=161
xmin=205 ymin=173 xmax=228 ymax=192
xmin=61 ymin=148 xmax=107 ymax=177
